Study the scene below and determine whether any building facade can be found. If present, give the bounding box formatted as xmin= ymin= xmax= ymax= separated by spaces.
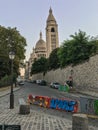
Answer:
xmin=46 ymin=8 xmax=59 ymax=57
xmin=27 ymin=8 xmax=59 ymax=79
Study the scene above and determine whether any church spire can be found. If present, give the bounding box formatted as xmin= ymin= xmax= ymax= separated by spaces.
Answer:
xmin=47 ymin=7 xmax=56 ymax=23
xmin=40 ymin=31 xmax=42 ymax=39
xmin=49 ymin=7 xmax=52 ymax=14
xmin=46 ymin=8 xmax=59 ymax=58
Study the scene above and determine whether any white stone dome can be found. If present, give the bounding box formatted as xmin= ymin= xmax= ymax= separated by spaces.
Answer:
xmin=35 ymin=32 xmax=46 ymax=50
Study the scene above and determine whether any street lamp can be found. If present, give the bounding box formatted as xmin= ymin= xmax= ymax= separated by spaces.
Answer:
xmin=9 ymin=51 xmax=15 ymax=109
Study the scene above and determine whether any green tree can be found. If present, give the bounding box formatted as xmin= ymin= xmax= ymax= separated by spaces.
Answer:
xmin=0 ymin=26 xmax=27 ymax=79
xmin=89 ymin=36 xmax=98 ymax=55
xmin=70 ymin=30 xmax=90 ymax=62
xmin=48 ymin=48 xmax=60 ymax=70
xmin=58 ymin=30 xmax=98 ymax=67
xmin=31 ymin=57 xmax=47 ymax=74
xmin=58 ymin=40 xmax=73 ymax=67
xmin=70 ymin=30 xmax=98 ymax=63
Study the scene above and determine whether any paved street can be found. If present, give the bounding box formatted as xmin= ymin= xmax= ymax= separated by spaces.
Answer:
xmin=0 ymin=82 xmax=98 ymax=130
xmin=0 ymin=107 xmax=72 ymax=130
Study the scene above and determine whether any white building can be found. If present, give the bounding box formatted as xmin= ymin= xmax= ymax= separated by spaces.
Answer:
xmin=27 ymin=8 xmax=59 ymax=79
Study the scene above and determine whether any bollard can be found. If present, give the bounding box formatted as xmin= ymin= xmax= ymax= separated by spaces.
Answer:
xmin=72 ymin=113 xmax=88 ymax=130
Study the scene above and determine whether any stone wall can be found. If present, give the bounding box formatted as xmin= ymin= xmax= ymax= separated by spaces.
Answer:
xmin=32 ymin=55 xmax=98 ymax=91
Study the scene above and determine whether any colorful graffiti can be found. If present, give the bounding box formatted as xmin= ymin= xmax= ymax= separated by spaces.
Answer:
xmin=50 ymin=98 xmax=77 ymax=112
xmin=28 ymin=94 xmax=78 ymax=113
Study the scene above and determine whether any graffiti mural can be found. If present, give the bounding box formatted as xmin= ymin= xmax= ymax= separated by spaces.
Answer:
xmin=28 ymin=94 xmax=78 ymax=113
xmin=86 ymin=99 xmax=95 ymax=114
xmin=50 ymin=98 xmax=77 ymax=112
xmin=80 ymin=97 xmax=98 ymax=116
xmin=28 ymin=95 xmax=50 ymax=107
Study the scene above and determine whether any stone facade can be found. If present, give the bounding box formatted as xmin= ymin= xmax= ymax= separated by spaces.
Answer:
xmin=32 ymin=54 xmax=98 ymax=91
xmin=27 ymin=8 xmax=59 ymax=79
xmin=46 ymin=8 xmax=59 ymax=57
xmin=30 ymin=8 xmax=59 ymax=60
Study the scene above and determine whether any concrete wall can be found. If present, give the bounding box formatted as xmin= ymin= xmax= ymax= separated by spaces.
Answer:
xmin=32 ymin=54 xmax=98 ymax=91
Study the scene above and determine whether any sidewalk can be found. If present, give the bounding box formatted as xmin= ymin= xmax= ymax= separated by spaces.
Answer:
xmin=67 ymin=87 xmax=98 ymax=98
xmin=0 ymin=86 xmax=20 ymax=97
xmin=0 ymin=87 xmax=98 ymax=130
xmin=77 ymin=90 xmax=98 ymax=98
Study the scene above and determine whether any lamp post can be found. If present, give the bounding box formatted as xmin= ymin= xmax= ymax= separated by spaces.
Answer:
xmin=9 ymin=51 xmax=15 ymax=109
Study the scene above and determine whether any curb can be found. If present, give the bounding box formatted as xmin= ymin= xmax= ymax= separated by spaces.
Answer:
xmin=76 ymin=91 xmax=98 ymax=98
xmin=0 ymin=87 xmax=21 ymax=97
xmin=87 ymin=114 xmax=98 ymax=119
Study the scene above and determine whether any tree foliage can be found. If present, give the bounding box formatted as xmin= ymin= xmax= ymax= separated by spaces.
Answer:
xmin=0 ymin=26 xmax=27 ymax=79
xmin=48 ymin=48 xmax=60 ymax=70
xmin=31 ymin=30 xmax=98 ymax=74
xmin=58 ymin=30 xmax=98 ymax=67
xmin=31 ymin=57 xmax=47 ymax=74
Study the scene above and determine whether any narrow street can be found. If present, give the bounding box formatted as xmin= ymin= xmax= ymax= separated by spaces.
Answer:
xmin=0 ymin=82 xmax=98 ymax=129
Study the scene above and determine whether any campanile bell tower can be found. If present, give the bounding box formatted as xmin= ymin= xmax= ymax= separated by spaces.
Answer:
xmin=46 ymin=8 xmax=59 ymax=58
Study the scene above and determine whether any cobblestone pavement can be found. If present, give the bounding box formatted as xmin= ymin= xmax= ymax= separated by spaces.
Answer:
xmin=0 ymin=107 xmax=72 ymax=130
xmin=0 ymin=87 xmax=98 ymax=130
xmin=0 ymin=107 xmax=97 ymax=130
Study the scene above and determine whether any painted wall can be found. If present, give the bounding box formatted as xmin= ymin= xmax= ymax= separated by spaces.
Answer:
xmin=28 ymin=94 xmax=78 ymax=113
xmin=32 ymin=54 xmax=98 ymax=91
xmin=28 ymin=94 xmax=98 ymax=115
xmin=80 ymin=97 xmax=98 ymax=115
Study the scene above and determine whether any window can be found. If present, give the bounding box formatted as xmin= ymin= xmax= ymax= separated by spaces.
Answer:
xmin=51 ymin=28 xmax=55 ymax=32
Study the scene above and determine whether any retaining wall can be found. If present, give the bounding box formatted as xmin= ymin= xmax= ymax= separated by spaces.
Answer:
xmin=32 ymin=54 xmax=98 ymax=91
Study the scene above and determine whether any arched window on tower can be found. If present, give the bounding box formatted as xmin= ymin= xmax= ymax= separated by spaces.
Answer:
xmin=51 ymin=27 xmax=55 ymax=32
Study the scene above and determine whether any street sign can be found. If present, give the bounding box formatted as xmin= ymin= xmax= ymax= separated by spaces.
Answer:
xmin=4 ymin=125 xmax=21 ymax=130
xmin=0 ymin=125 xmax=21 ymax=130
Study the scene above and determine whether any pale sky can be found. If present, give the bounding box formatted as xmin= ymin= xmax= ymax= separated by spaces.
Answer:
xmin=0 ymin=0 xmax=98 ymax=60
